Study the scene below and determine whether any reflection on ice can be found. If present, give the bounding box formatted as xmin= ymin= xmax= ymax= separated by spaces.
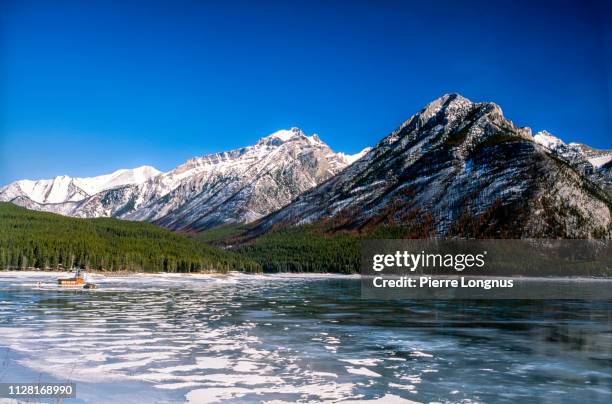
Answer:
xmin=0 ymin=271 xmax=610 ymax=403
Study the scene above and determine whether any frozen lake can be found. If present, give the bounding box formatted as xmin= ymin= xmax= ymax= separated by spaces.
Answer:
xmin=0 ymin=271 xmax=610 ymax=403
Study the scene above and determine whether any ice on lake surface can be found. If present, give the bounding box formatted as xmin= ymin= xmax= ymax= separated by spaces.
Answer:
xmin=0 ymin=271 xmax=610 ymax=403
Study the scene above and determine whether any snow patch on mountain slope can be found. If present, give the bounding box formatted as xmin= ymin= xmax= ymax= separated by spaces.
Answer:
xmin=568 ymin=142 xmax=612 ymax=168
xmin=338 ymin=147 xmax=373 ymax=165
xmin=76 ymin=166 xmax=161 ymax=195
xmin=588 ymin=155 xmax=612 ymax=168
xmin=533 ymin=131 xmax=564 ymax=151
xmin=12 ymin=176 xmax=83 ymax=204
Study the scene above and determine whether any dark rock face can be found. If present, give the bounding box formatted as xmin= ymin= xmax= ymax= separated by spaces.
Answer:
xmin=253 ymin=94 xmax=612 ymax=238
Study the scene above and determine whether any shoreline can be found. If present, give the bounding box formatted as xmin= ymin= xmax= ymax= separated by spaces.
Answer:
xmin=0 ymin=268 xmax=239 ymax=278
xmin=0 ymin=269 xmax=610 ymax=281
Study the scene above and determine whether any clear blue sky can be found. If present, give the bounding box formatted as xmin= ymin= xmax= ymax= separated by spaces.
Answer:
xmin=1 ymin=0 xmax=610 ymax=184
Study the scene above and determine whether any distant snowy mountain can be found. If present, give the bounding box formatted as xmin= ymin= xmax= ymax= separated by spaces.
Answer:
xmin=568 ymin=142 xmax=612 ymax=168
xmin=337 ymin=147 xmax=373 ymax=165
xmin=0 ymin=128 xmax=367 ymax=231
xmin=0 ymin=166 xmax=161 ymax=205
xmin=251 ymin=94 xmax=612 ymax=238
xmin=533 ymin=131 xmax=612 ymax=197
xmin=534 ymin=131 xmax=612 ymax=169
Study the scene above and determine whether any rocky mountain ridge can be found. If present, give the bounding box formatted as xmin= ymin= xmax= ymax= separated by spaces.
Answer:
xmin=3 ymin=95 xmax=611 ymax=238
xmin=251 ymin=94 xmax=612 ymax=238
xmin=1 ymin=128 xmax=366 ymax=231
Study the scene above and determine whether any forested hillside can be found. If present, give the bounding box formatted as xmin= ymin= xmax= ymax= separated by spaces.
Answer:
xmin=236 ymin=226 xmax=360 ymax=273
xmin=230 ymin=223 xmax=432 ymax=273
xmin=0 ymin=203 xmax=260 ymax=273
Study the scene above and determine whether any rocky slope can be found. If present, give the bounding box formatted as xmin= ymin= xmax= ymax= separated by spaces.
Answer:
xmin=251 ymin=94 xmax=612 ymax=238
xmin=130 ymin=128 xmax=365 ymax=231
xmin=1 ymin=129 xmax=365 ymax=231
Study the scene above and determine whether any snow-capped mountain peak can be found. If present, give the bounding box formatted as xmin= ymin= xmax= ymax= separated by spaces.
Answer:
xmin=255 ymin=127 xmax=327 ymax=147
xmin=534 ymin=130 xmax=565 ymax=151
xmin=140 ymin=128 xmax=362 ymax=230
xmin=257 ymin=127 xmax=306 ymax=145
xmin=409 ymin=93 xmax=474 ymax=129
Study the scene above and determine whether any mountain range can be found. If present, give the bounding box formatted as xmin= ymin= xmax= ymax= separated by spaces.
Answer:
xmin=251 ymin=94 xmax=612 ymax=238
xmin=2 ymin=94 xmax=611 ymax=238
xmin=0 ymin=128 xmax=368 ymax=231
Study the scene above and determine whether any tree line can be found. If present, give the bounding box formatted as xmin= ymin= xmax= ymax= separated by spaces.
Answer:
xmin=0 ymin=202 xmax=260 ymax=273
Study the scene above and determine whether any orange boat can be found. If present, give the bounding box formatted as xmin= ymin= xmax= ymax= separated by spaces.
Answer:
xmin=58 ymin=269 xmax=87 ymax=286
